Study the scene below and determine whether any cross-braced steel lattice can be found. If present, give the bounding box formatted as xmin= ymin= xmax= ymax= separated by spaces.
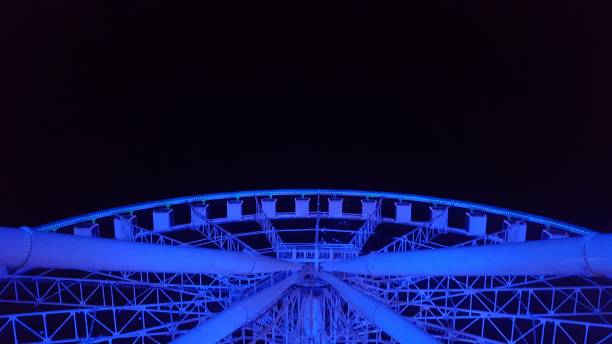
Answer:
xmin=0 ymin=189 xmax=610 ymax=343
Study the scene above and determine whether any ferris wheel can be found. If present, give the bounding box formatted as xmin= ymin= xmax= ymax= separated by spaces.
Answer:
xmin=0 ymin=189 xmax=610 ymax=343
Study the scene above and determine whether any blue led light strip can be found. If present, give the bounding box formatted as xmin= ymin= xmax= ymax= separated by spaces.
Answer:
xmin=34 ymin=189 xmax=596 ymax=235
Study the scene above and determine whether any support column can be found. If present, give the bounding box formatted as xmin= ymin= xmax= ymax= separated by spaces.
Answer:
xmin=318 ymin=272 xmax=438 ymax=344
xmin=172 ymin=273 xmax=301 ymax=344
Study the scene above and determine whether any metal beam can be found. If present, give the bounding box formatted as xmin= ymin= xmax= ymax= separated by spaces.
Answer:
xmin=0 ymin=227 xmax=301 ymax=274
xmin=0 ymin=298 xmax=210 ymax=343
xmin=192 ymin=205 xmax=258 ymax=253
xmin=171 ymin=273 xmax=301 ymax=344
xmin=318 ymin=272 xmax=439 ymax=344
xmin=322 ymin=234 xmax=612 ymax=277
xmin=33 ymin=189 xmax=596 ymax=236
xmin=376 ymin=223 xmax=444 ymax=253
xmin=255 ymin=200 xmax=284 ymax=254
xmin=349 ymin=200 xmax=382 ymax=251
xmin=0 ymin=274 xmax=228 ymax=308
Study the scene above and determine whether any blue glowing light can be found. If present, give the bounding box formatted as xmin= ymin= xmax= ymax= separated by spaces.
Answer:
xmin=34 ymin=189 xmax=595 ymax=235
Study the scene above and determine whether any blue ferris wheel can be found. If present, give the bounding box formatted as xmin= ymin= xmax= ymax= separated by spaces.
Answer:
xmin=0 ymin=189 xmax=610 ymax=343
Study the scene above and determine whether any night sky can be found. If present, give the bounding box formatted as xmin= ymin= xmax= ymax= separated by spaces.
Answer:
xmin=3 ymin=2 xmax=612 ymax=232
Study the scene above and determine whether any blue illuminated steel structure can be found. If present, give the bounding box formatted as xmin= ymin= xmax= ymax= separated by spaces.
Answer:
xmin=0 ymin=189 xmax=610 ymax=343
xmin=318 ymin=271 xmax=439 ymax=344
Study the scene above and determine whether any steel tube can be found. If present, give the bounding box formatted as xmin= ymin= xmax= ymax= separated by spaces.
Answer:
xmin=322 ymin=234 xmax=612 ymax=277
xmin=0 ymin=227 xmax=301 ymax=274
xmin=318 ymin=272 xmax=438 ymax=344
xmin=171 ymin=273 xmax=301 ymax=344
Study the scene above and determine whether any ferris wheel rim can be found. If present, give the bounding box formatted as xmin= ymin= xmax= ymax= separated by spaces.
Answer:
xmin=34 ymin=188 xmax=597 ymax=235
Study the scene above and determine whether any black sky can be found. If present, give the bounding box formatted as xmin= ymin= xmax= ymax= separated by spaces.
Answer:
xmin=2 ymin=2 xmax=612 ymax=232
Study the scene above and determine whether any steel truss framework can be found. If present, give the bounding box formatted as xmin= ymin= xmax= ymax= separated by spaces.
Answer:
xmin=0 ymin=189 xmax=610 ymax=343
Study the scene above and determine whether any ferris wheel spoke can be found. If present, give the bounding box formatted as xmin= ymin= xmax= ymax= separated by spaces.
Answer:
xmin=364 ymin=234 xmax=523 ymax=289
xmin=171 ymin=273 xmax=300 ymax=343
xmin=317 ymin=271 xmax=439 ymax=343
xmin=239 ymin=288 xmax=299 ymax=342
xmin=323 ymin=234 xmax=612 ymax=277
xmin=350 ymin=279 xmax=512 ymax=342
xmin=0 ymin=227 xmax=301 ymax=277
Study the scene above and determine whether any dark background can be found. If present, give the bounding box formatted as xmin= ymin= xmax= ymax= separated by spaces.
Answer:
xmin=2 ymin=2 xmax=611 ymax=231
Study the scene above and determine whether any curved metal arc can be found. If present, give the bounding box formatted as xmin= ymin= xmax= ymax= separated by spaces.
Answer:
xmin=33 ymin=189 xmax=596 ymax=235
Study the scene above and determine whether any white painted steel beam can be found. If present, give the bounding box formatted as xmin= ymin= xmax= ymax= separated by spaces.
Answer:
xmin=171 ymin=273 xmax=301 ymax=344
xmin=322 ymin=234 xmax=612 ymax=277
xmin=318 ymin=272 xmax=439 ymax=344
xmin=0 ymin=227 xmax=301 ymax=274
